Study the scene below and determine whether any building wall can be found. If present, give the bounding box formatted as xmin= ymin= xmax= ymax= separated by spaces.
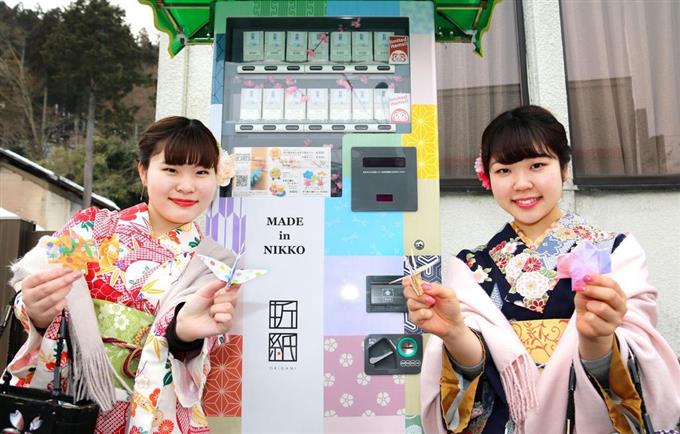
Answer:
xmin=0 ymin=164 xmax=78 ymax=231
xmin=155 ymin=2 xmax=680 ymax=352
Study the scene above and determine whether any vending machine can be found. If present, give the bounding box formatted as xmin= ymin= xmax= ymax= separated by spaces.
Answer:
xmin=201 ymin=2 xmax=440 ymax=433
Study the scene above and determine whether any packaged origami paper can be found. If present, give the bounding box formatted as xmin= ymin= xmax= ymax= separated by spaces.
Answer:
xmin=556 ymin=240 xmax=611 ymax=292
xmin=44 ymin=232 xmax=98 ymax=273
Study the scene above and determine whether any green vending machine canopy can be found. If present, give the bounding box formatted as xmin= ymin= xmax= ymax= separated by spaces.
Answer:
xmin=139 ymin=0 xmax=500 ymax=56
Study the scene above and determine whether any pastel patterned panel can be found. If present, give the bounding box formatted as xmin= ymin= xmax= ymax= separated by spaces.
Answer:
xmin=325 ymin=415 xmax=405 ymax=434
xmin=215 ymin=3 xmax=256 ymax=33
xmin=406 ymin=414 xmax=425 ymax=434
xmin=402 ymin=104 xmax=439 ymax=179
xmin=204 ymin=197 xmax=246 ymax=253
xmin=405 ymin=373 xmax=421 ymax=415
xmin=204 ymin=335 xmax=243 ymax=417
xmin=403 ymin=255 xmax=441 ymax=333
xmin=324 ymin=336 xmax=405 ymax=417
xmin=324 ymin=179 xmax=403 ymax=256
xmin=404 ymin=179 xmax=441 ymax=256
xmin=211 ymin=34 xmax=225 ymax=105
xmin=209 ymin=104 xmax=223 ymax=138
xmin=207 ymin=417 xmax=241 ymax=433
xmin=324 ymin=256 xmax=404 ymax=335
xmin=326 ymin=0 xmax=399 ymax=16
xmin=400 ymin=1 xmax=434 ymax=35
xmin=409 ymin=34 xmax=438 ymax=105
xmin=404 ymin=255 xmax=442 ymax=284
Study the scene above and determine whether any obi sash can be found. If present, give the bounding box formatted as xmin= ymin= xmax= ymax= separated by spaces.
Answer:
xmin=510 ymin=318 xmax=569 ymax=368
xmin=92 ymin=299 xmax=154 ymax=391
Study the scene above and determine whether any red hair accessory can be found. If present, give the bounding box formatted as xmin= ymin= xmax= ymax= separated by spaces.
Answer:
xmin=474 ymin=155 xmax=491 ymax=190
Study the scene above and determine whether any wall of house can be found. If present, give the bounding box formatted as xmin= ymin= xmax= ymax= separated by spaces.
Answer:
xmin=0 ymin=164 xmax=79 ymax=231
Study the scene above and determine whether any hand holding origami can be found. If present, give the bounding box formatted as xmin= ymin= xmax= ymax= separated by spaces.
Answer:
xmin=556 ymin=240 xmax=611 ymax=292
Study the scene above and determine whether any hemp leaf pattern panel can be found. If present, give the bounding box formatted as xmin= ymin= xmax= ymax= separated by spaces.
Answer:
xmin=204 ymin=335 xmax=243 ymax=417
xmin=324 ymin=336 xmax=405 ymax=417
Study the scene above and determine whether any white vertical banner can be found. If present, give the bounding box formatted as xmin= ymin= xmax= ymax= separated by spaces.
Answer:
xmin=242 ymin=197 xmax=324 ymax=434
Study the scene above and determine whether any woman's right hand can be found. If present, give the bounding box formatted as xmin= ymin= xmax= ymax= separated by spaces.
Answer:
xmin=403 ymin=277 xmax=466 ymax=339
xmin=404 ymin=277 xmax=484 ymax=367
xmin=20 ymin=268 xmax=81 ymax=329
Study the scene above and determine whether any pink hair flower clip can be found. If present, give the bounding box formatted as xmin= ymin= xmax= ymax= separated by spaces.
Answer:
xmin=474 ymin=155 xmax=491 ymax=190
xmin=217 ymin=149 xmax=236 ymax=187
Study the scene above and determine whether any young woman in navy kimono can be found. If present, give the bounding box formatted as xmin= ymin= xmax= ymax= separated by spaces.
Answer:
xmin=406 ymin=106 xmax=680 ymax=434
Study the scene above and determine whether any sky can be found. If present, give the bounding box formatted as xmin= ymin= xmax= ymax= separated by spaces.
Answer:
xmin=5 ymin=0 xmax=162 ymax=41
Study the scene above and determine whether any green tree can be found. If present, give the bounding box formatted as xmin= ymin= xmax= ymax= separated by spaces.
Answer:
xmin=48 ymin=136 xmax=140 ymax=209
xmin=41 ymin=0 xmax=144 ymax=208
xmin=0 ymin=4 xmax=43 ymax=156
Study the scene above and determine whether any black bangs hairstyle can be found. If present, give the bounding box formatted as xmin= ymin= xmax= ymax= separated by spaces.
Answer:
xmin=137 ymin=116 xmax=219 ymax=170
xmin=481 ymin=105 xmax=571 ymax=175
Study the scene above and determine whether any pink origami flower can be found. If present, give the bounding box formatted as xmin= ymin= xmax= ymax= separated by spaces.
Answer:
xmin=556 ymin=240 xmax=612 ymax=292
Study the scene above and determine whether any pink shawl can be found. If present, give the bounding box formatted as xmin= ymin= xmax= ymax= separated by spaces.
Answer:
xmin=420 ymin=234 xmax=680 ymax=434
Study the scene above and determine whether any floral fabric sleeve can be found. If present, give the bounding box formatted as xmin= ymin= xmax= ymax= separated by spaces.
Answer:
xmin=154 ymin=308 xmax=219 ymax=409
xmin=440 ymin=349 xmax=486 ymax=433
xmin=5 ymin=208 xmax=105 ymax=390
xmin=585 ymin=336 xmax=643 ymax=433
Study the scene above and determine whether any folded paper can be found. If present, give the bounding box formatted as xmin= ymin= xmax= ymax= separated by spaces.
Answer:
xmin=197 ymin=254 xmax=267 ymax=286
xmin=44 ymin=232 xmax=98 ymax=273
xmin=556 ymin=240 xmax=611 ymax=291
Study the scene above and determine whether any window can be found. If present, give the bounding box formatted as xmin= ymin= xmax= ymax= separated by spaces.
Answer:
xmin=436 ymin=0 xmax=528 ymax=189
xmin=561 ymin=0 xmax=680 ymax=187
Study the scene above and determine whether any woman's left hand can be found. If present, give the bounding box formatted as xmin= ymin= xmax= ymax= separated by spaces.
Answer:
xmin=575 ymin=274 xmax=627 ymax=359
xmin=175 ymin=280 xmax=240 ymax=342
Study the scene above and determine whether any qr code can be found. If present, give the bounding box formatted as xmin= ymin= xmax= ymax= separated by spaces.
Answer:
xmin=235 ymin=175 xmax=249 ymax=187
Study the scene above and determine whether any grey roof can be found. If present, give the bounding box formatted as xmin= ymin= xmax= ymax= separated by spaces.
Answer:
xmin=0 ymin=148 xmax=120 ymax=210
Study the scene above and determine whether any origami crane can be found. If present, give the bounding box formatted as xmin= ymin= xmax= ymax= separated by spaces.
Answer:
xmin=556 ymin=240 xmax=611 ymax=292
xmin=388 ymin=252 xmax=440 ymax=296
xmin=197 ymin=253 xmax=267 ymax=286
